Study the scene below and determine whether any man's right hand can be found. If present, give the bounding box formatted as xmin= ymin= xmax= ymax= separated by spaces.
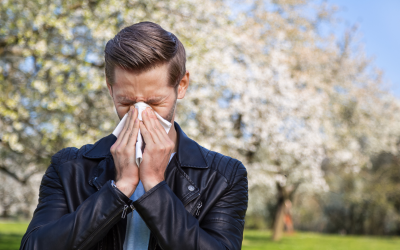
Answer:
xmin=110 ymin=105 xmax=140 ymax=197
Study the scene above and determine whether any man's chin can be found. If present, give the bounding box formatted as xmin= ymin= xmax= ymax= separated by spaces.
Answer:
xmin=164 ymin=113 xmax=174 ymax=123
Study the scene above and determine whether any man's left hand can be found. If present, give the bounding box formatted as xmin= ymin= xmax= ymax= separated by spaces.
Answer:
xmin=139 ymin=107 xmax=175 ymax=192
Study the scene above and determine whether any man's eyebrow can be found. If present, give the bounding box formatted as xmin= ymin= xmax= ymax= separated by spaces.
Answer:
xmin=117 ymin=96 xmax=165 ymax=104
xmin=117 ymin=96 xmax=136 ymax=102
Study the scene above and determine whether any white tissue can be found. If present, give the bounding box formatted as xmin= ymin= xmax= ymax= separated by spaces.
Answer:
xmin=112 ymin=102 xmax=172 ymax=166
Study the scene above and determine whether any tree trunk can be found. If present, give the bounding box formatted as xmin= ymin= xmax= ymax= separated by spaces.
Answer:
xmin=272 ymin=182 xmax=296 ymax=241
xmin=272 ymin=200 xmax=285 ymax=241
xmin=1 ymin=204 xmax=10 ymax=218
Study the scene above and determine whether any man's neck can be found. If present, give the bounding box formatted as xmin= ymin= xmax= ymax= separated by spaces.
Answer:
xmin=168 ymin=122 xmax=178 ymax=154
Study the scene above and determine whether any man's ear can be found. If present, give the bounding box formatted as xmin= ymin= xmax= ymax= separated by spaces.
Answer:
xmin=177 ymin=70 xmax=190 ymax=99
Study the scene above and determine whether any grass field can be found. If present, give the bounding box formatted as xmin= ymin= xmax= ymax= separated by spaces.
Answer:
xmin=242 ymin=230 xmax=400 ymax=250
xmin=1 ymin=222 xmax=400 ymax=250
xmin=0 ymin=222 xmax=28 ymax=250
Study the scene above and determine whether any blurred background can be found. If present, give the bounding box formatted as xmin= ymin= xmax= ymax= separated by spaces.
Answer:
xmin=1 ymin=0 xmax=400 ymax=249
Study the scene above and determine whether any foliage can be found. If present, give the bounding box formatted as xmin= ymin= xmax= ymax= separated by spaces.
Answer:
xmin=321 ymin=150 xmax=400 ymax=235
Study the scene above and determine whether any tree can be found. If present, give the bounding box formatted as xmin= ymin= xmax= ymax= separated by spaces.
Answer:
xmin=176 ymin=0 xmax=400 ymax=240
xmin=1 ymin=1 xmax=400 ymax=241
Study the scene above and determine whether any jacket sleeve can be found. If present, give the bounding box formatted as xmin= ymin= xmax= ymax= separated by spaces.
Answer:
xmin=20 ymin=149 xmax=133 ymax=250
xmin=132 ymin=161 xmax=248 ymax=250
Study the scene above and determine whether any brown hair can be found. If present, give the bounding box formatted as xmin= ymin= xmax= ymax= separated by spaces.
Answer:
xmin=104 ymin=21 xmax=186 ymax=89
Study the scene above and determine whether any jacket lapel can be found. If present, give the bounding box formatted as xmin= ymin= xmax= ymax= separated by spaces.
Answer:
xmin=82 ymin=133 xmax=116 ymax=189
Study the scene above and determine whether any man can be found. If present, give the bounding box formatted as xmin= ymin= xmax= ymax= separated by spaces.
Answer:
xmin=20 ymin=21 xmax=248 ymax=250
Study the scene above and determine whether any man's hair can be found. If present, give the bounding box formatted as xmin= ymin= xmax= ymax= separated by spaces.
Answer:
xmin=104 ymin=21 xmax=186 ymax=89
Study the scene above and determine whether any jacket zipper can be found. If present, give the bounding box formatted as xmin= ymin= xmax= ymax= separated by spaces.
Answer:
xmin=189 ymin=194 xmax=203 ymax=215
xmin=121 ymin=205 xmax=129 ymax=219
xmin=77 ymin=205 xmax=129 ymax=250
xmin=195 ymin=201 xmax=202 ymax=217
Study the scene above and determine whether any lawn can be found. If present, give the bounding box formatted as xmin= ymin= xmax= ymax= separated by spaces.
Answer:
xmin=1 ymin=222 xmax=400 ymax=250
xmin=0 ymin=222 xmax=29 ymax=250
xmin=242 ymin=230 xmax=400 ymax=250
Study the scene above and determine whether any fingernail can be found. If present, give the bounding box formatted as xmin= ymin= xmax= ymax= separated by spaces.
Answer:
xmin=143 ymin=110 xmax=147 ymax=115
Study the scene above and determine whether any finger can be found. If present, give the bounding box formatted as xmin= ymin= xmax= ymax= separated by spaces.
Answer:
xmin=111 ymin=106 xmax=132 ymax=153
xmin=148 ymin=109 xmax=170 ymax=148
xmin=139 ymin=118 xmax=155 ymax=146
xmin=143 ymin=107 xmax=164 ymax=147
xmin=119 ymin=106 xmax=137 ymax=148
xmin=152 ymin=109 xmax=171 ymax=143
xmin=146 ymin=109 xmax=174 ymax=162
xmin=126 ymin=111 xmax=140 ymax=148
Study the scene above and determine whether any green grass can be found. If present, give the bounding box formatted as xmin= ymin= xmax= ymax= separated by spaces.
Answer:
xmin=0 ymin=222 xmax=29 ymax=250
xmin=1 ymin=222 xmax=400 ymax=250
xmin=242 ymin=230 xmax=400 ymax=250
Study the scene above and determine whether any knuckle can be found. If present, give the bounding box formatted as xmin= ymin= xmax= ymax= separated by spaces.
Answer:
xmin=121 ymin=147 xmax=128 ymax=154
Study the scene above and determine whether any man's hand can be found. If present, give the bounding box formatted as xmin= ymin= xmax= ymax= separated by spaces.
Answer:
xmin=110 ymin=106 xmax=140 ymax=197
xmin=139 ymin=107 xmax=175 ymax=192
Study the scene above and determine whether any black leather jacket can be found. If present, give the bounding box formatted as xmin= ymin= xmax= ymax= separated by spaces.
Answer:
xmin=20 ymin=122 xmax=248 ymax=250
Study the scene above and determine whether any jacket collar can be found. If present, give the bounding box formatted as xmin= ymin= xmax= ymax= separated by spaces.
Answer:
xmin=83 ymin=121 xmax=209 ymax=169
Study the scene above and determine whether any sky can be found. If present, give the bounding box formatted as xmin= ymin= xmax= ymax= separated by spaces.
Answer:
xmin=325 ymin=0 xmax=400 ymax=98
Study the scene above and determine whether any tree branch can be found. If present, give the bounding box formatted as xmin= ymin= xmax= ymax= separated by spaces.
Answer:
xmin=0 ymin=164 xmax=39 ymax=185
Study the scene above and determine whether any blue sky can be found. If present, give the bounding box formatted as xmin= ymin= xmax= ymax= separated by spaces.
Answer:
xmin=326 ymin=0 xmax=400 ymax=98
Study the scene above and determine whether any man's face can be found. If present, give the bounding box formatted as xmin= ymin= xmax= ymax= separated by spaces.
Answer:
xmin=107 ymin=63 xmax=188 ymax=124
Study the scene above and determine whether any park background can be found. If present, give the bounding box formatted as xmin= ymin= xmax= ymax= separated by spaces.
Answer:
xmin=1 ymin=0 xmax=400 ymax=249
